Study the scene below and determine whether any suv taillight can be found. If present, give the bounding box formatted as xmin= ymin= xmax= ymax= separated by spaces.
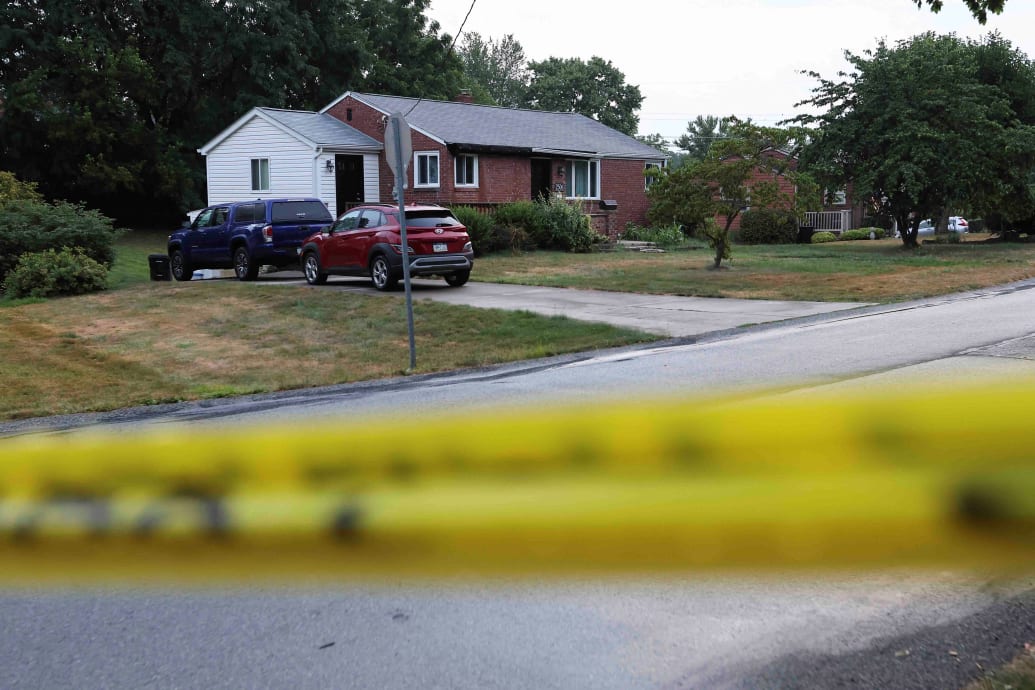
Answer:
xmin=262 ymin=224 xmax=273 ymax=243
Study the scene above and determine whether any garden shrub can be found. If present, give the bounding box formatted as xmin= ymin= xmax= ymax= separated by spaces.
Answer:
xmin=811 ymin=231 xmax=838 ymax=243
xmin=493 ymin=197 xmax=598 ymax=252
xmin=451 ymin=206 xmax=497 ymax=256
xmin=0 ymin=200 xmax=120 ymax=284
xmin=737 ymin=208 xmax=798 ymax=245
xmin=5 ymin=247 xmax=109 ymax=298
xmin=841 ymin=228 xmax=883 ymax=241
xmin=622 ymin=223 xmax=686 ymax=248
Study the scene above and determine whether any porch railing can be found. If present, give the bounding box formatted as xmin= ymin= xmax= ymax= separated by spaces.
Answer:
xmin=804 ymin=210 xmax=853 ymax=234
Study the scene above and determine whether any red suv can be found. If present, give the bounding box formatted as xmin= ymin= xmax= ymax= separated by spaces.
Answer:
xmin=299 ymin=204 xmax=473 ymax=290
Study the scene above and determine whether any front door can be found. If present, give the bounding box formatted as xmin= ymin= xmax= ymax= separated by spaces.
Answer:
xmin=530 ymin=158 xmax=552 ymax=201
xmin=335 ymin=155 xmax=364 ymax=214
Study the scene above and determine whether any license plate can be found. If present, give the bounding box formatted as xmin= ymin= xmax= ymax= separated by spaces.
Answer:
xmin=433 ymin=243 xmax=447 ymax=253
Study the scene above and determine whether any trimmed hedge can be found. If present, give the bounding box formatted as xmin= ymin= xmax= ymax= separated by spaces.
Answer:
xmin=5 ymin=247 xmax=109 ymax=298
xmin=811 ymin=231 xmax=838 ymax=243
xmin=737 ymin=208 xmax=798 ymax=245
xmin=0 ymin=200 xmax=120 ymax=284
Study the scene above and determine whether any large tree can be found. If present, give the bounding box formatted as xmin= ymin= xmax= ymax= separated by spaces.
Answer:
xmin=523 ymin=56 xmax=643 ymax=136
xmin=458 ymin=32 xmax=528 ymax=108
xmin=0 ymin=0 xmax=462 ymax=224
xmin=675 ymin=115 xmax=730 ymax=161
xmin=795 ymin=32 xmax=1035 ymax=248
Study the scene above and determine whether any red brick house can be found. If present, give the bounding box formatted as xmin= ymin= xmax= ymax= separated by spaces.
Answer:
xmin=320 ymin=92 xmax=668 ymax=235
xmin=198 ymin=92 xmax=667 ymax=237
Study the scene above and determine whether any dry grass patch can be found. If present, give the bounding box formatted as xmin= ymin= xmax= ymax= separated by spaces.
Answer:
xmin=0 ymin=281 xmax=654 ymax=420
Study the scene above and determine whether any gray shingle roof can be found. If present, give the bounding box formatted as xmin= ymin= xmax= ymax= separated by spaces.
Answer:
xmin=258 ymin=108 xmax=382 ymax=150
xmin=349 ymin=94 xmax=666 ymax=160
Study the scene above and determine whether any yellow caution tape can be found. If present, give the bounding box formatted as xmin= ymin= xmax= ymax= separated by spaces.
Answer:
xmin=0 ymin=383 xmax=1033 ymax=581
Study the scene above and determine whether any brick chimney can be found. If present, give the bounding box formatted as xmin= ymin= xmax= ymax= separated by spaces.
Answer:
xmin=454 ymin=89 xmax=474 ymax=104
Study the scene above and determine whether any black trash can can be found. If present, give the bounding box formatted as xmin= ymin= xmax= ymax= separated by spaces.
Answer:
xmin=797 ymin=225 xmax=815 ymax=244
xmin=148 ymin=253 xmax=172 ymax=281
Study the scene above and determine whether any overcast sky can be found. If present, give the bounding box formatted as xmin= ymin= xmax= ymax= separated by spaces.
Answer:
xmin=426 ymin=0 xmax=1035 ymax=144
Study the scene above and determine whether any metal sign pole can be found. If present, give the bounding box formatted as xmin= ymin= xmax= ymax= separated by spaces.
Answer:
xmin=389 ymin=115 xmax=417 ymax=371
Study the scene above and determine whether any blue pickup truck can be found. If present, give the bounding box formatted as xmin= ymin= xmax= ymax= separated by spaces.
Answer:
xmin=168 ymin=198 xmax=333 ymax=281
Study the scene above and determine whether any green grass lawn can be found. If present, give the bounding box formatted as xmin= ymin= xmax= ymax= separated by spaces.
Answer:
xmin=475 ymin=235 xmax=1035 ymax=302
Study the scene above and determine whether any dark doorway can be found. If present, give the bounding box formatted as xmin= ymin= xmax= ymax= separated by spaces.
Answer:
xmin=335 ymin=154 xmax=364 ymax=214
xmin=530 ymin=159 xmax=552 ymax=201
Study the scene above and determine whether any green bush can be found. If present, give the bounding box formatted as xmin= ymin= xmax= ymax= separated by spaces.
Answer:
xmin=737 ymin=208 xmax=798 ymax=245
xmin=621 ymin=223 xmax=686 ymax=247
xmin=4 ymin=247 xmax=109 ymax=298
xmin=0 ymin=200 xmax=120 ymax=284
xmin=811 ymin=231 xmax=838 ymax=244
xmin=451 ymin=206 xmax=497 ymax=256
xmin=493 ymin=201 xmax=540 ymax=232
xmin=841 ymin=228 xmax=884 ymax=241
xmin=493 ymin=197 xmax=598 ymax=253
xmin=969 ymin=218 xmax=985 ymax=233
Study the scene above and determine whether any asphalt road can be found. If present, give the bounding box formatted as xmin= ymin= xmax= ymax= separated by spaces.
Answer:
xmin=3 ymin=280 xmax=1035 ymax=688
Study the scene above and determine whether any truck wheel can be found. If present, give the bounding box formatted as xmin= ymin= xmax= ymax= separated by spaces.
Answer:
xmin=303 ymin=252 xmax=327 ymax=285
xmin=370 ymin=255 xmax=397 ymax=291
xmin=234 ymin=246 xmax=259 ymax=281
xmin=444 ymin=271 xmax=470 ymax=287
xmin=170 ymin=250 xmax=193 ymax=281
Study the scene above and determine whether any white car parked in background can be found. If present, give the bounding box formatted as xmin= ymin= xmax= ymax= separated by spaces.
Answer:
xmin=897 ymin=217 xmax=969 ymax=237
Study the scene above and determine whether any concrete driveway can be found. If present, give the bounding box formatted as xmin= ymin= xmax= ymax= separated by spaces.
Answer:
xmin=249 ymin=271 xmax=872 ymax=338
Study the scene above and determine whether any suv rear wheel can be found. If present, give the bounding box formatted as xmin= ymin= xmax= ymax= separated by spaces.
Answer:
xmin=370 ymin=254 xmax=397 ymax=291
xmin=234 ymin=246 xmax=259 ymax=281
xmin=444 ymin=271 xmax=470 ymax=287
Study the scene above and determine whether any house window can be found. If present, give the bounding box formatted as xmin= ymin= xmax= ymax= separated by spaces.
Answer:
xmin=251 ymin=158 xmax=270 ymax=191
xmin=455 ymin=154 xmax=478 ymax=187
xmin=565 ymin=159 xmax=599 ymax=199
xmin=644 ymin=161 xmax=664 ymax=191
xmin=415 ymin=152 xmax=439 ymax=188
xmin=826 ymin=187 xmax=847 ymax=205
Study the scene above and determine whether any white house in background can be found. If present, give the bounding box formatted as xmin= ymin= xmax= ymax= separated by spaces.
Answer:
xmin=197 ymin=107 xmax=383 ymax=218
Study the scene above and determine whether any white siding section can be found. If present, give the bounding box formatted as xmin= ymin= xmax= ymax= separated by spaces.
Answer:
xmin=316 ymin=152 xmax=337 ymax=216
xmin=364 ymin=154 xmax=380 ymax=203
xmin=204 ymin=116 xmax=315 ymax=205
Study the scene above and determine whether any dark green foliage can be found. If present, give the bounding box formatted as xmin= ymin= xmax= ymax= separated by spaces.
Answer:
xmin=524 ymin=57 xmax=643 ymax=135
xmin=969 ymin=218 xmax=986 ymax=233
xmin=737 ymin=209 xmax=799 ymax=245
xmin=621 ymin=224 xmax=687 ymax=247
xmin=0 ymin=0 xmax=462 ymax=225
xmin=841 ymin=228 xmax=878 ymax=240
xmin=492 ymin=198 xmax=598 ymax=253
xmin=451 ymin=206 xmax=497 ymax=256
xmin=4 ymin=247 xmax=109 ymax=298
xmin=493 ymin=201 xmax=540 ymax=232
xmin=915 ymin=0 xmax=1006 ymax=23
xmin=531 ymin=196 xmax=598 ymax=252
xmin=811 ymin=231 xmax=838 ymax=244
xmin=0 ymin=200 xmax=120 ymax=284
xmin=795 ymin=32 xmax=1035 ymax=248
